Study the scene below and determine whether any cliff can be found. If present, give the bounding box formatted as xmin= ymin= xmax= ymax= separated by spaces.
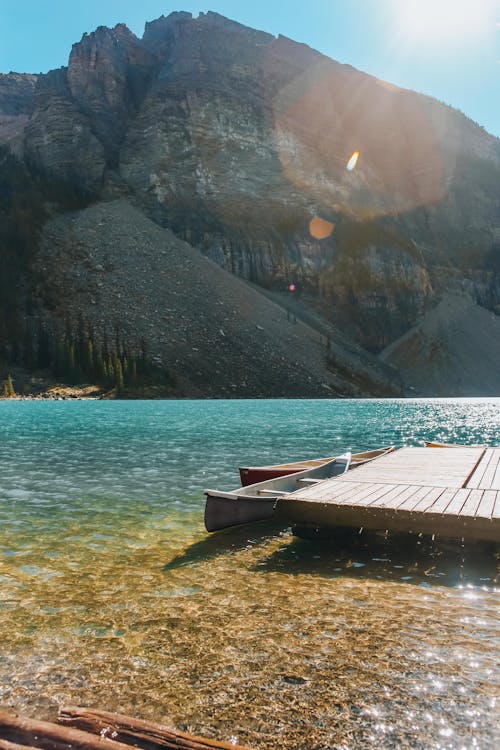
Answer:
xmin=1 ymin=11 xmax=499 ymax=396
xmin=0 ymin=72 xmax=37 ymax=152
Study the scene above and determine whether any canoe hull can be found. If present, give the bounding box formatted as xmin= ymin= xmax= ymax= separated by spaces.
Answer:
xmin=204 ymin=494 xmax=276 ymax=533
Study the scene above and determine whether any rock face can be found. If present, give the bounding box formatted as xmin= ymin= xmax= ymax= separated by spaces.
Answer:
xmin=0 ymin=72 xmax=37 ymax=115
xmin=3 ymin=11 xmax=500 ymax=394
xmin=67 ymin=24 xmax=155 ymax=169
xmin=24 ymin=68 xmax=106 ymax=190
xmin=380 ymin=294 xmax=500 ymax=396
xmin=34 ymin=199 xmax=398 ymax=397
xmin=0 ymin=73 xmax=37 ymax=152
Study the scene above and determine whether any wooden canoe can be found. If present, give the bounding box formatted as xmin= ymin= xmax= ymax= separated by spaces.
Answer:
xmin=425 ymin=441 xmax=484 ymax=448
xmin=239 ymin=445 xmax=395 ymax=486
xmin=204 ymin=453 xmax=351 ymax=532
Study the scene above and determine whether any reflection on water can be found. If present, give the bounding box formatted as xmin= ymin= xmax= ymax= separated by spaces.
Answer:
xmin=0 ymin=400 xmax=499 ymax=749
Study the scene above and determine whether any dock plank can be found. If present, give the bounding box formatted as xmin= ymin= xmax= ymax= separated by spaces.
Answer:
xmin=325 ymin=483 xmax=404 ymax=508
xmin=369 ymin=484 xmax=421 ymax=509
xmin=491 ymin=455 xmax=500 ymax=491
xmin=475 ymin=490 xmax=495 ymax=519
xmin=294 ymin=480 xmax=365 ymax=503
xmin=466 ymin=448 xmax=494 ymax=488
xmin=442 ymin=488 xmax=471 ymax=515
xmin=335 ymin=483 xmax=393 ymax=506
xmin=397 ymin=486 xmax=437 ymax=510
xmin=360 ymin=484 xmax=411 ymax=508
xmin=406 ymin=486 xmax=446 ymax=513
xmin=458 ymin=489 xmax=484 ymax=518
xmin=493 ymin=491 xmax=500 ymax=519
xmin=426 ymin=488 xmax=458 ymax=514
xmin=473 ymin=449 xmax=500 ymax=490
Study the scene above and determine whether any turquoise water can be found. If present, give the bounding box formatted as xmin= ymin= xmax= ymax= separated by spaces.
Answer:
xmin=0 ymin=399 xmax=499 ymax=749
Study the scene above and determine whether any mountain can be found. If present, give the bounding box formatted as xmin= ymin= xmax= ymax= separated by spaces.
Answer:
xmin=1 ymin=11 xmax=499 ymax=397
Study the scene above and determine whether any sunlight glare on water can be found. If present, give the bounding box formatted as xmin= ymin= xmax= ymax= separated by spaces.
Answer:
xmin=0 ymin=399 xmax=499 ymax=749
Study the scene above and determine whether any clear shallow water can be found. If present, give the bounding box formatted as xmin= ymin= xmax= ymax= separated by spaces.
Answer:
xmin=0 ymin=399 xmax=499 ymax=749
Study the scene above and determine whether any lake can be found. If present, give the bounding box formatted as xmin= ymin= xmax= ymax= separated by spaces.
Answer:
xmin=0 ymin=399 xmax=499 ymax=749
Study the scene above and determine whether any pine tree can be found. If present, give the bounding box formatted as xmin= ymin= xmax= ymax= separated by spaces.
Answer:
xmin=95 ymin=348 xmax=105 ymax=383
xmin=75 ymin=315 xmax=85 ymax=368
xmin=107 ymin=357 xmax=115 ymax=386
xmin=68 ymin=343 xmax=76 ymax=382
xmin=3 ymin=373 xmax=15 ymax=397
xmin=85 ymin=339 xmax=94 ymax=379
xmin=114 ymin=356 xmax=124 ymax=390
xmin=36 ymin=323 xmax=52 ymax=369
xmin=131 ymin=358 xmax=138 ymax=385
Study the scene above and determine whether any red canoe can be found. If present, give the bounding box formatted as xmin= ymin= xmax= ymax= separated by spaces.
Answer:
xmin=239 ymin=445 xmax=395 ymax=486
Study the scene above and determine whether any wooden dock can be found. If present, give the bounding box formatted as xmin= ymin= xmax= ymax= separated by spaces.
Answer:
xmin=276 ymin=446 xmax=500 ymax=542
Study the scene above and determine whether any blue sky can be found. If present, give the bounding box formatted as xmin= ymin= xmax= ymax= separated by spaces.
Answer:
xmin=1 ymin=1 xmax=499 ymax=137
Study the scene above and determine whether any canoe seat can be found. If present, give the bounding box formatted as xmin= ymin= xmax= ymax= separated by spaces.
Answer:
xmin=297 ymin=478 xmax=323 ymax=484
xmin=258 ymin=489 xmax=288 ymax=496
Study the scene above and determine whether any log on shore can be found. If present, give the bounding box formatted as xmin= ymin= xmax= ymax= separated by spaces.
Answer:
xmin=58 ymin=707 xmax=253 ymax=750
xmin=0 ymin=712 xmax=136 ymax=750
xmin=0 ymin=740 xmax=43 ymax=750
xmin=0 ymin=710 xmax=254 ymax=750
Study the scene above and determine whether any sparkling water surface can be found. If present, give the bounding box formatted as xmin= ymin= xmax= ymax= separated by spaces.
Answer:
xmin=0 ymin=399 xmax=499 ymax=749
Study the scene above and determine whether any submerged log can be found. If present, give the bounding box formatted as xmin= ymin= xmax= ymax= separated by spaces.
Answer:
xmin=0 ymin=710 xmax=254 ymax=750
xmin=0 ymin=712 xmax=135 ymax=750
xmin=0 ymin=740 xmax=43 ymax=750
xmin=58 ymin=707 xmax=253 ymax=750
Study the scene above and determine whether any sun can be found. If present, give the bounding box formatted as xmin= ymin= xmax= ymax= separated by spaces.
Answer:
xmin=393 ymin=0 xmax=494 ymax=48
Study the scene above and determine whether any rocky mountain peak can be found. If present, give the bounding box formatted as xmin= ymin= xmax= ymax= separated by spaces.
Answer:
xmin=63 ymin=23 xmax=155 ymax=170
xmin=68 ymin=23 xmax=153 ymax=104
xmin=142 ymin=10 xmax=275 ymax=66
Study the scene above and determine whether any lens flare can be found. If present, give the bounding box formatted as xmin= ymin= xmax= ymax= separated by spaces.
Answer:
xmin=309 ymin=216 xmax=334 ymax=239
xmin=346 ymin=150 xmax=360 ymax=171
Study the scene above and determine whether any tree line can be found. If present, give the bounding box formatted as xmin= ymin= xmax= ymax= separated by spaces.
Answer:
xmin=0 ymin=145 xmax=92 ymax=363
xmin=1 ymin=320 xmax=175 ymax=394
